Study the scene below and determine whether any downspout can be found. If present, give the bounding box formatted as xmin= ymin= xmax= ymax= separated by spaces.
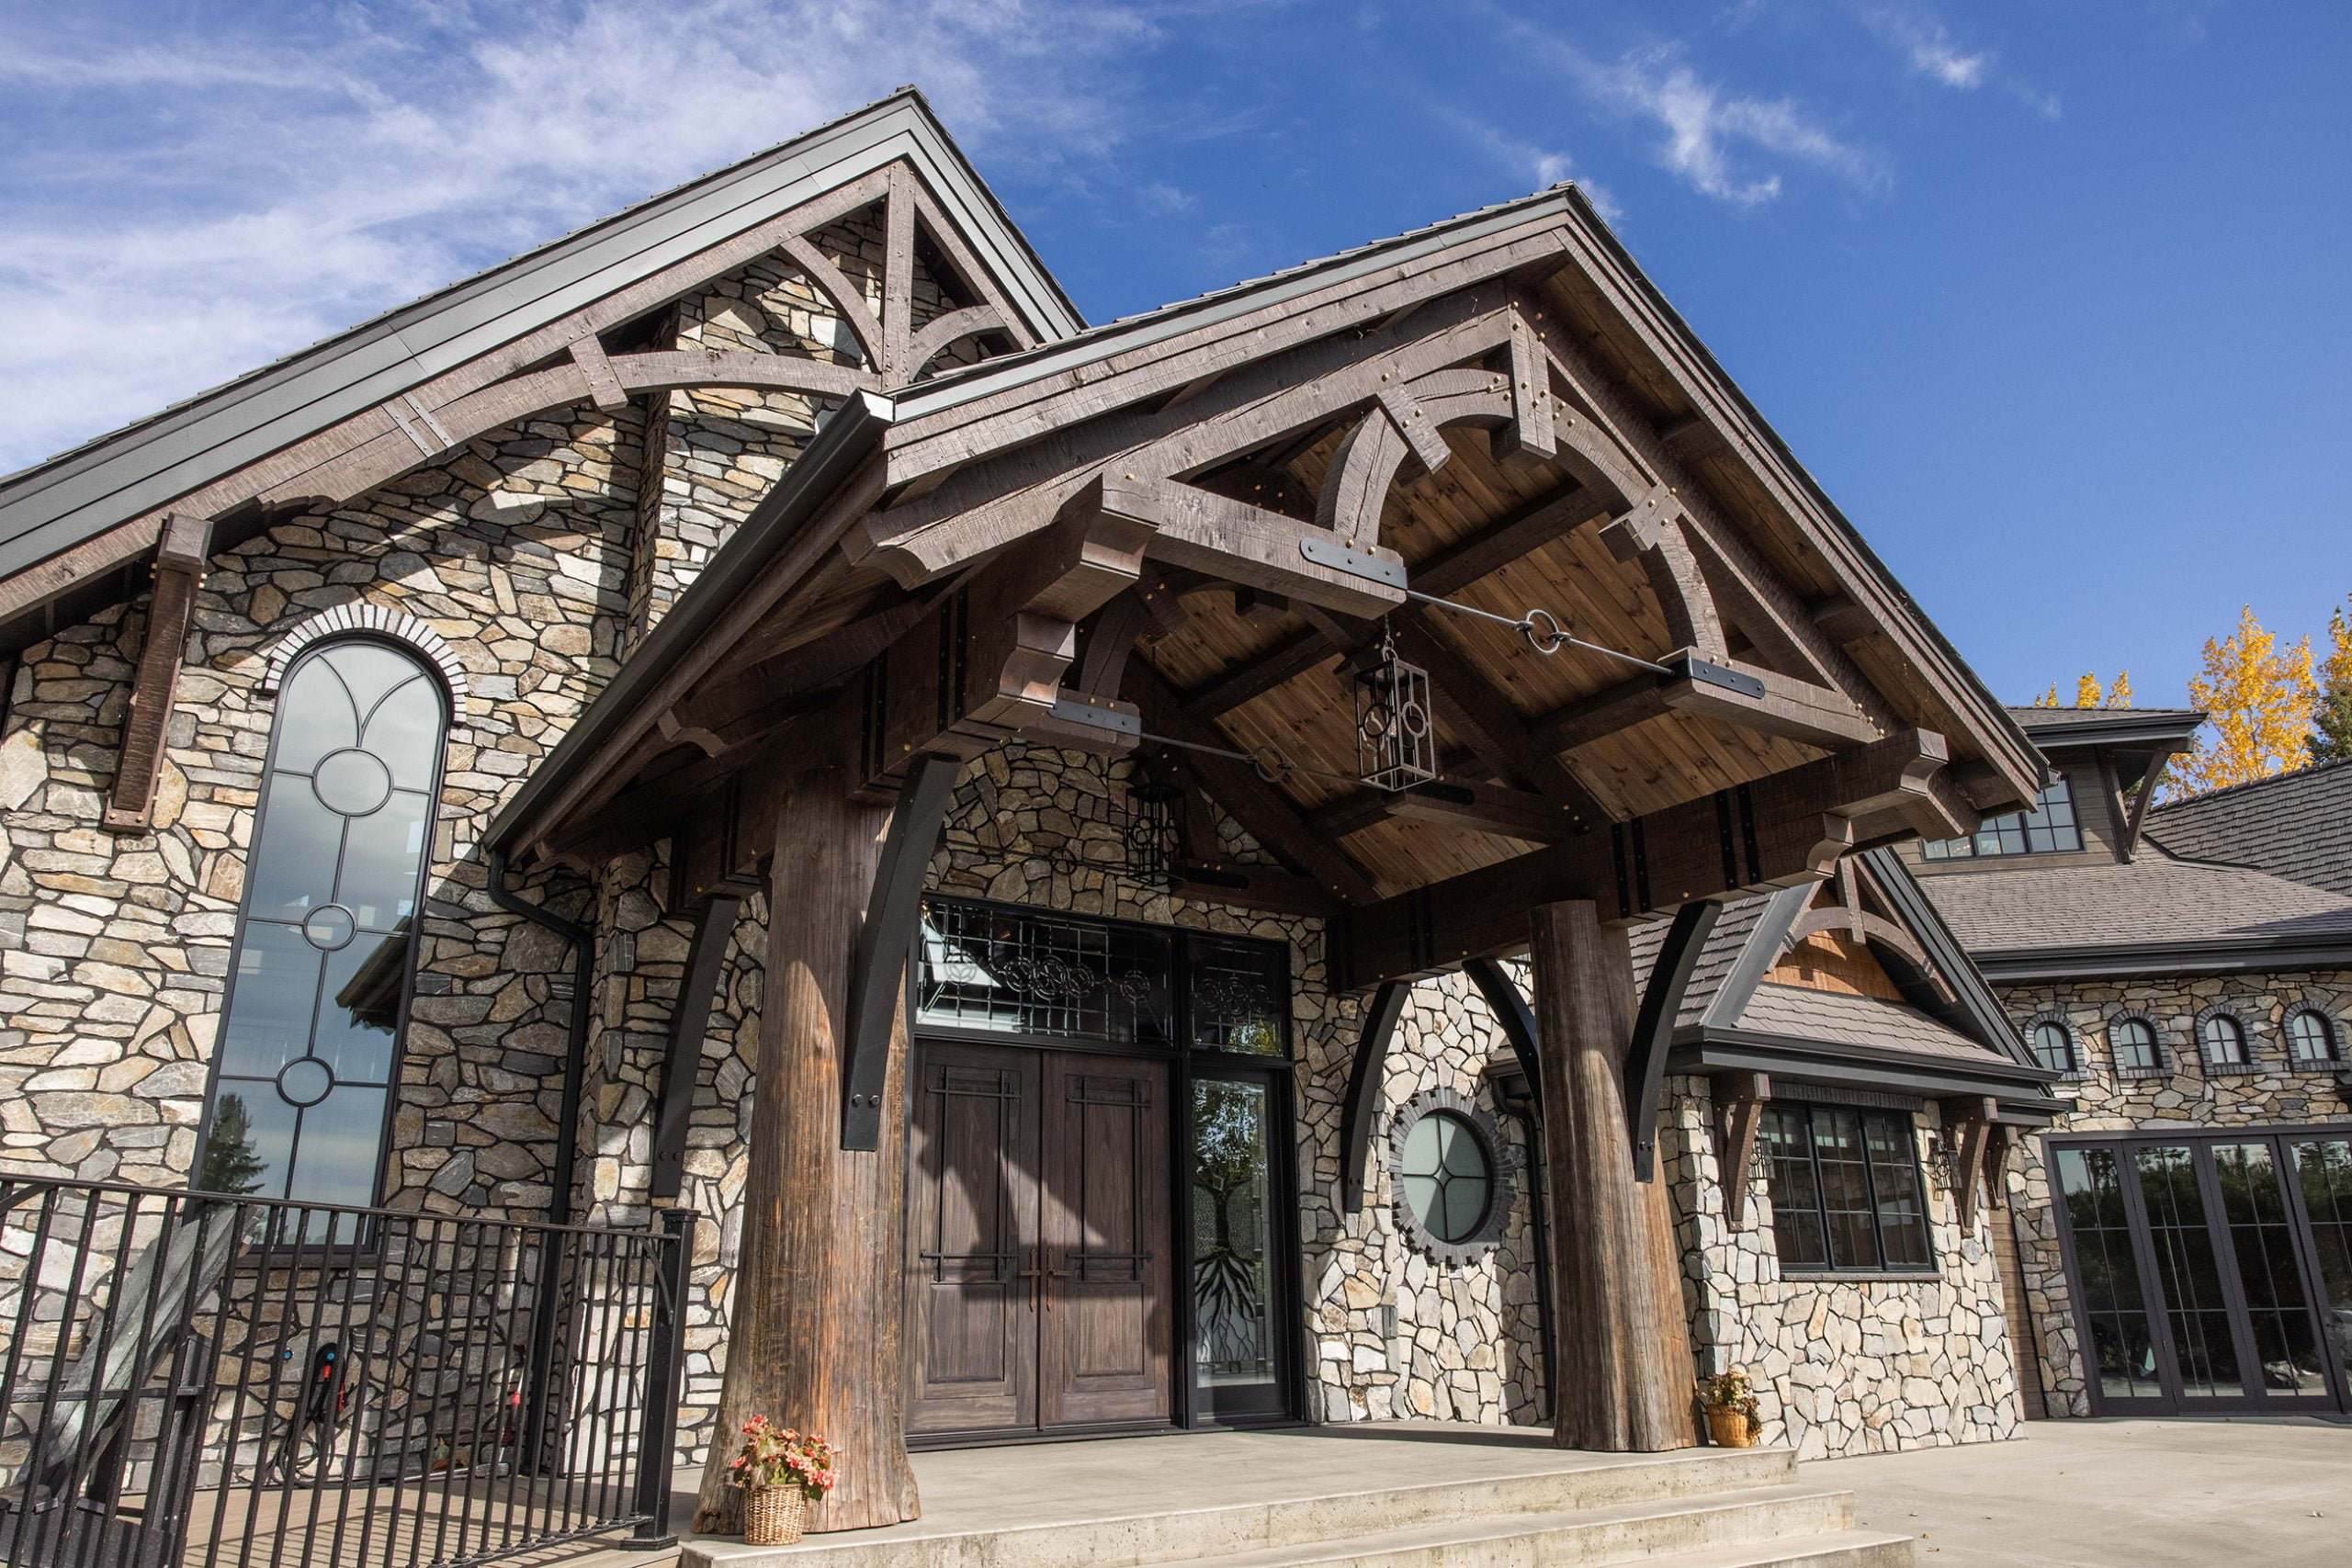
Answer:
xmin=487 ymin=846 xmax=595 ymax=1467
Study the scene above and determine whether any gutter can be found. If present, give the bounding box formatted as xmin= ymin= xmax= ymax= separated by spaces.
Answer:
xmin=482 ymin=389 xmax=896 ymax=859
xmin=1973 ymin=934 xmax=2352 ymax=982
xmin=1669 ymin=1027 xmax=2065 ymax=1111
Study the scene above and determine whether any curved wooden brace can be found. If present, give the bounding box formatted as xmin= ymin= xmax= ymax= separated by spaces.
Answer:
xmin=1339 ymin=982 xmax=1410 ymax=1213
xmin=1464 ymin=957 xmax=1544 ymax=1109
xmin=777 ymin=233 xmax=888 ymax=369
xmin=267 ymin=350 xmax=877 ymax=509
xmin=1784 ymin=905 xmax=1929 ymax=969
xmin=1625 ymin=900 xmax=1723 ymax=1181
xmin=906 ymin=304 xmax=1007 ymax=381
xmin=1598 ymin=497 xmax=1728 ymax=660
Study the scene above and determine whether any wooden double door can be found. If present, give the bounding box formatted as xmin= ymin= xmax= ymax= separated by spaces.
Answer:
xmin=904 ymin=1040 xmax=1175 ymax=1438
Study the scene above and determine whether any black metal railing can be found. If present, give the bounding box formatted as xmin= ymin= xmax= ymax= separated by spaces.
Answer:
xmin=0 ymin=1177 xmax=692 ymax=1568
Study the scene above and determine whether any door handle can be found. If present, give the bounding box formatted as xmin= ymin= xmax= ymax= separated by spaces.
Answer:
xmin=1015 ymin=1244 xmax=1044 ymax=1314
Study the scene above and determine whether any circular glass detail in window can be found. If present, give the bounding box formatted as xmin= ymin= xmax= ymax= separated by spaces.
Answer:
xmin=311 ymin=748 xmax=393 ymax=817
xmin=277 ymin=1055 xmax=335 ymax=1109
xmin=1399 ymin=1111 xmax=1492 ymax=1245
xmin=301 ymin=903 xmax=357 ymax=951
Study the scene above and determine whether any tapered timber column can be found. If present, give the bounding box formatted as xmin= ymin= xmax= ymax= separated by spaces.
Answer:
xmin=692 ymin=763 xmax=921 ymax=1534
xmin=1528 ymin=900 xmax=1700 ymax=1451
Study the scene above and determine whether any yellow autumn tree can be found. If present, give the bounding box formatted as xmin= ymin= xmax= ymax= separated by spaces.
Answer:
xmin=2314 ymin=599 xmax=2352 ymax=762
xmin=2174 ymin=606 xmax=2318 ymax=796
xmin=2071 ymin=671 xmax=2134 ymax=708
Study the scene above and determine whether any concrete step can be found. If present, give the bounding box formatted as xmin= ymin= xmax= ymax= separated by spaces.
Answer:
xmin=689 ymin=1447 xmax=1804 ymax=1568
xmin=1134 ymin=1484 xmax=1885 ymax=1567
xmin=1613 ymin=1531 xmax=1917 ymax=1568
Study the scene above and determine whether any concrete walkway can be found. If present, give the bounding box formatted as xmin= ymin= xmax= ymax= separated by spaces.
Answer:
xmin=1821 ymin=1416 xmax=2352 ymax=1567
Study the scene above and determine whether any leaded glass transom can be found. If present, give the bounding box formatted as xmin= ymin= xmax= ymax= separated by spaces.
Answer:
xmin=917 ymin=899 xmax=1173 ymax=1044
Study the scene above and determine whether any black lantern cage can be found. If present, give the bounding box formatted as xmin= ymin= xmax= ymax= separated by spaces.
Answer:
xmin=1353 ymin=631 xmax=1436 ymax=793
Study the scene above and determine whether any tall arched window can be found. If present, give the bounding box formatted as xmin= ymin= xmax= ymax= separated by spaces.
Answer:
xmin=198 ymin=638 xmax=448 ymax=1206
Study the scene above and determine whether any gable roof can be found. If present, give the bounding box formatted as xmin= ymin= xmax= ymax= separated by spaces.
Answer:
xmin=0 ymin=87 xmax=1080 ymax=654
xmin=1631 ymin=850 xmax=2058 ymax=1112
xmin=1924 ymin=840 xmax=2352 ymax=979
xmin=2143 ymin=759 xmax=2352 ymax=899
xmin=2003 ymin=704 xmax=2205 ymax=752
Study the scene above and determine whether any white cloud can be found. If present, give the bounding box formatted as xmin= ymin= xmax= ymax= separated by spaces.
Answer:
xmin=0 ymin=1 xmax=1163 ymax=475
xmin=1487 ymin=17 xmax=1884 ymax=209
xmin=1862 ymin=3 xmax=1990 ymax=89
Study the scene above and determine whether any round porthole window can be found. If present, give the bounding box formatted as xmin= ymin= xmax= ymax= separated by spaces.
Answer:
xmin=1388 ymin=1089 xmax=1515 ymax=1265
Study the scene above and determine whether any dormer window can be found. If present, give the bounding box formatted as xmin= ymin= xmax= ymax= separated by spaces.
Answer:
xmin=1920 ymin=777 xmax=2083 ymax=860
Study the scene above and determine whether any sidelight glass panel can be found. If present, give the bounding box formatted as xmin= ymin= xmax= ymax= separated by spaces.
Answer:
xmin=1864 ymin=1114 xmax=1931 ymax=1269
xmin=1187 ymin=936 xmax=1286 ymax=1055
xmin=2290 ymin=1138 xmax=2352 ymax=1381
xmin=1192 ymin=1079 xmax=1277 ymax=1398
xmin=1762 ymin=1107 xmax=1826 ymax=1269
xmin=2134 ymin=1145 xmax=2242 ymax=1398
xmin=202 ymin=640 xmax=446 ymax=1206
xmin=2212 ymin=1142 xmax=2328 ymax=1395
xmin=2054 ymin=1146 xmax=2162 ymax=1400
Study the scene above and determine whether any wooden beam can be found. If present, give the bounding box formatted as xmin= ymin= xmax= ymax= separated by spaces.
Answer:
xmin=1342 ymin=728 xmax=1955 ymax=987
xmin=104 ymin=513 xmax=211 ymax=834
xmin=1464 ymin=956 xmax=1542 ymax=1109
xmin=1125 ymin=478 xmax=1408 ymax=620
xmin=691 ymin=762 xmax=918 ymax=1536
xmin=906 ymin=304 xmax=1007 ymax=381
xmin=1339 ymin=982 xmax=1409 ymax=1213
xmin=1313 ymin=777 xmax=1575 ymax=844
xmin=1385 ymin=612 xmax=1611 ymax=829
xmin=1167 ymin=862 xmax=1342 ymax=919
xmin=1624 ymin=900 xmax=1723 ymax=1181
xmin=1529 ymin=649 xmax=1879 ymax=756
xmin=649 ymin=892 xmax=743 ymax=1200
xmin=1941 ymin=1096 xmax=1998 ymax=1229
xmin=842 ymin=753 xmax=959 ymax=1151
xmin=1127 ymin=661 xmax=1382 ymax=904
xmin=1529 ymin=899 xmax=1698 ymax=1452
xmin=778 ymin=233 xmax=888 ymax=370
xmin=881 ymin=164 xmax=918 ymax=383
xmin=1181 ymin=627 xmax=1333 ymax=720
xmin=569 ymin=333 xmax=630 ymax=413
xmin=1597 ymin=495 xmax=1726 ymax=660
xmin=1713 ymin=1070 xmax=1771 ymax=1229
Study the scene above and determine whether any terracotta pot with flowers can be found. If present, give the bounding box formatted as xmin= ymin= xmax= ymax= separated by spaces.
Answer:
xmin=1699 ymin=1369 xmax=1761 ymax=1448
xmin=726 ymin=1416 xmax=838 ymax=1546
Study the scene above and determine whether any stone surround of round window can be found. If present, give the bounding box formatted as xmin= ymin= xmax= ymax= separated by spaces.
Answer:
xmin=1388 ymin=1089 xmax=1516 ymax=1266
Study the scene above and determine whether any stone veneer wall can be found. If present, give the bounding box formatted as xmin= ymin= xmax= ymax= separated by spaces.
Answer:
xmin=1668 ymin=1075 xmax=2025 ymax=1458
xmin=1991 ymin=969 xmax=2352 ymax=1416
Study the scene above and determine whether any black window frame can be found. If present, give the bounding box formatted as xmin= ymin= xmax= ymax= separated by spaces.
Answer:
xmin=2025 ymin=1011 xmax=2082 ymax=1078
xmin=193 ymin=634 xmax=450 ymax=1211
xmin=1919 ymin=775 xmax=2084 ymax=860
xmin=1761 ymin=1101 xmax=1938 ymax=1277
xmin=2285 ymin=1007 xmax=2344 ymax=1070
xmin=2109 ymin=1012 xmax=2168 ymax=1079
xmin=2197 ymin=1008 xmax=2257 ymax=1075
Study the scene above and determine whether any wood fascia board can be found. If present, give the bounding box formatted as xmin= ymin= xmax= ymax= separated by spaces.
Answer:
xmin=876 ymin=207 xmax=1577 ymax=487
xmin=0 ymin=95 xmax=1079 ymax=613
xmin=860 ymin=288 xmax=1528 ymax=583
xmin=1344 ymin=733 xmax=1953 ymax=987
xmin=103 ymin=512 xmax=212 ymax=833
xmin=1541 ymin=200 xmax=2041 ymax=804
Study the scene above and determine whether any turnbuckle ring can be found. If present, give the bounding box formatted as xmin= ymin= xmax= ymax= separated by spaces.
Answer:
xmin=1520 ymin=606 xmax=1568 ymax=656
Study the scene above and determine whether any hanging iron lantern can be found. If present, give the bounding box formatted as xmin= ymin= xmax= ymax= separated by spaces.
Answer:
xmin=1122 ymin=780 xmax=1183 ymax=886
xmin=1354 ymin=626 xmax=1436 ymax=793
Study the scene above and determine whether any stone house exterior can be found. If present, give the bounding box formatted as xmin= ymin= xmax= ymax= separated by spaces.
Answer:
xmin=1911 ymin=707 xmax=2352 ymax=1417
xmin=0 ymin=88 xmax=2071 ymax=1547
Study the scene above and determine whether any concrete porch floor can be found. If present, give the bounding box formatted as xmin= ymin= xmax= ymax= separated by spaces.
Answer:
xmin=1823 ymin=1416 xmax=2352 ymax=1568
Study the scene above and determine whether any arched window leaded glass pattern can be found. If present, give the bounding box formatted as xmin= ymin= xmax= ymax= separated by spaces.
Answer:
xmin=2029 ymin=1019 xmax=2077 ymax=1076
xmin=198 ymin=639 xmax=447 ymax=1205
xmin=2109 ymin=1014 xmax=2165 ymax=1077
xmin=2286 ymin=1008 xmax=2340 ymax=1066
xmin=2198 ymin=1010 xmax=2252 ymax=1071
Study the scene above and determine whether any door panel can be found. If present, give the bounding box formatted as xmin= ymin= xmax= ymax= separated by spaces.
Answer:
xmin=2288 ymin=1139 xmax=2352 ymax=1389
xmin=1040 ymin=1054 xmax=1173 ymax=1427
xmin=2211 ymin=1141 xmax=2331 ymax=1398
xmin=2132 ymin=1145 xmax=2243 ymax=1400
xmin=904 ymin=1043 xmax=1040 ymax=1434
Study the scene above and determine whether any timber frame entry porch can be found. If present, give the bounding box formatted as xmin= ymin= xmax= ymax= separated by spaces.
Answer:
xmin=481 ymin=176 xmax=2042 ymax=1533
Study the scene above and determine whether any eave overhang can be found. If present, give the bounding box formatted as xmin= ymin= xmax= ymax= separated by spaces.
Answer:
xmin=1972 ymin=933 xmax=2352 ymax=982
xmin=1668 ymin=1026 xmax=2067 ymax=1119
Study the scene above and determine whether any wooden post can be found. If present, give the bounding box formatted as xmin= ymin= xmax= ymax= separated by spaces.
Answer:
xmin=1528 ymin=900 xmax=1700 ymax=1452
xmin=691 ymin=762 xmax=921 ymax=1534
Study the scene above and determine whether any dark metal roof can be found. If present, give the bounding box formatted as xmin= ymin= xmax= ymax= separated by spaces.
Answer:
xmin=0 ymin=87 xmax=1080 ymax=592
xmin=2144 ymin=759 xmax=2352 ymax=899
xmin=2003 ymin=705 xmax=2206 ymax=750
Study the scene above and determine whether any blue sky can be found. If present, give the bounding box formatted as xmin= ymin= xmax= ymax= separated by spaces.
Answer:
xmin=3 ymin=1 xmax=2345 ymax=707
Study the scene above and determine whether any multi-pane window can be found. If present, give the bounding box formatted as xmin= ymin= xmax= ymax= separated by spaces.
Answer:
xmin=2109 ymin=1015 xmax=2165 ymax=1077
xmin=198 ymin=639 xmax=447 ymax=1206
xmin=1761 ymin=1103 xmax=1934 ymax=1273
xmin=2286 ymin=1010 xmax=2341 ymax=1066
xmin=2199 ymin=1012 xmax=2253 ymax=1072
xmin=1920 ymin=777 xmax=2083 ymax=860
xmin=2030 ymin=1019 xmax=2078 ymax=1076
xmin=916 ymin=899 xmax=1173 ymax=1044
